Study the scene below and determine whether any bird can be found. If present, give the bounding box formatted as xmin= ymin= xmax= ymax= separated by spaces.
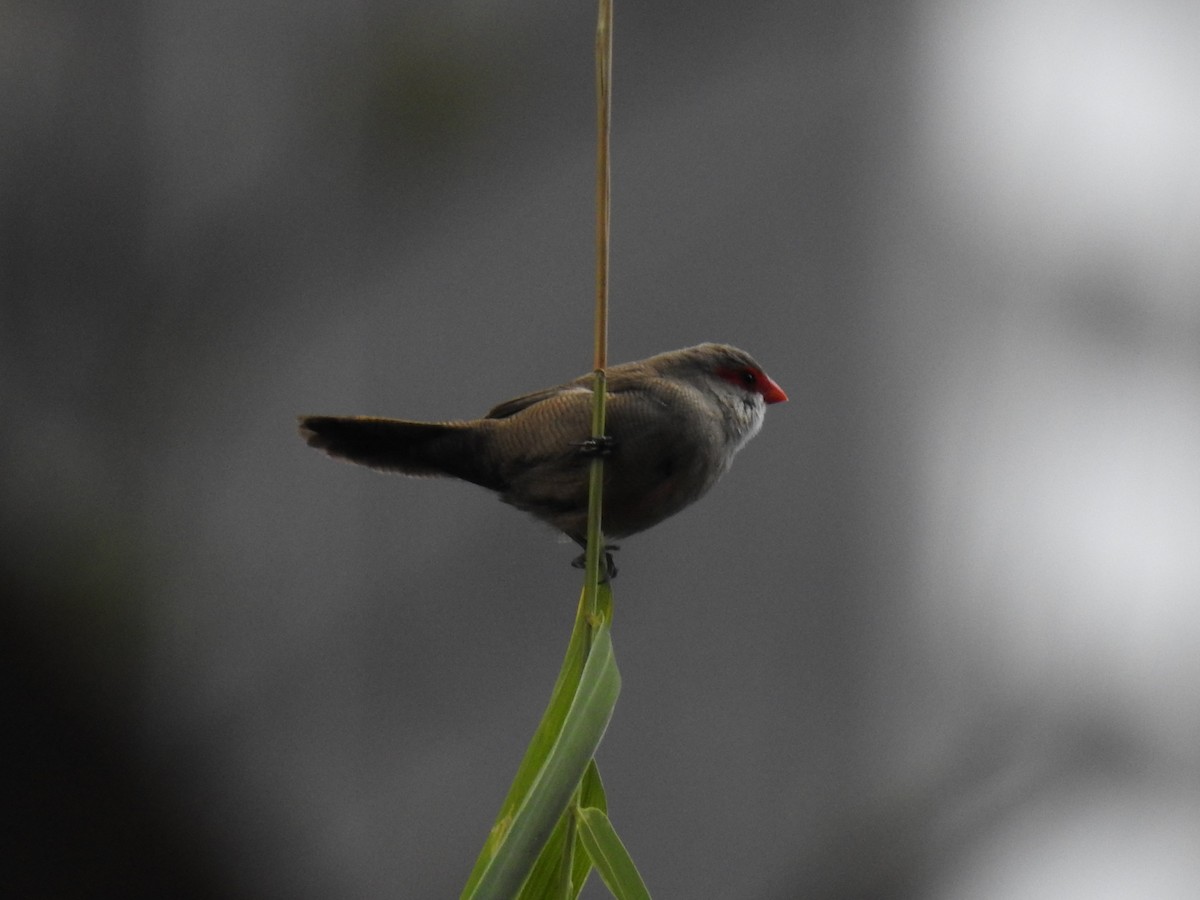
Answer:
xmin=298 ymin=343 xmax=786 ymax=574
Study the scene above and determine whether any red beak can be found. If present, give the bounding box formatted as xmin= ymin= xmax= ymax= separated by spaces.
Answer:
xmin=761 ymin=374 xmax=787 ymax=405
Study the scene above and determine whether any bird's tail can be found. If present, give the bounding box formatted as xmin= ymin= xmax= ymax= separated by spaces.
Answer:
xmin=298 ymin=416 xmax=503 ymax=490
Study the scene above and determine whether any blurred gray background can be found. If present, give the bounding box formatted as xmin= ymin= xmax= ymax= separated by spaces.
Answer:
xmin=4 ymin=0 xmax=1200 ymax=897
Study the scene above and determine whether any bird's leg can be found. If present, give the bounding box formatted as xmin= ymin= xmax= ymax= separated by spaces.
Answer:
xmin=570 ymin=538 xmax=620 ymax=581
xmin=573 ymin=435 xmax=616 ymax=457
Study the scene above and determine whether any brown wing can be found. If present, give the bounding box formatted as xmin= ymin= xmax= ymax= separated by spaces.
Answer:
xmin=488 ymin=372 xmax=718 ymax=538
xmin=485 ymin=359 xmax=656 ymax=419
xmin=485 ymin=385 xmax=578 ymax=419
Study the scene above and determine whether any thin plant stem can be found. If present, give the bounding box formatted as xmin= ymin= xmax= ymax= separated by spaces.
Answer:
xmin=593 ymin=0 xmax=611 ymax=375
xmin=584 ymin=0 xmax=613 ymax=624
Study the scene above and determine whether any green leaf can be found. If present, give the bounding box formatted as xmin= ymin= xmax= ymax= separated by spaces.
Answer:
xmin=514 ymin=805 xmax=573 ymax=900
xmin=579 ymin=760 xmax=607 ymax=812
xmin=575 ymin=806 xmax=651 ymax=900
xmin=519 ymin=757 xmax=612 ymax=900
xmin=568 ymin=760 xmax=608 ymax=896
xmin=461 ymin=589 xmax=596 ymax=897
xmin=463 ymin=625 xmax=621 ymax=899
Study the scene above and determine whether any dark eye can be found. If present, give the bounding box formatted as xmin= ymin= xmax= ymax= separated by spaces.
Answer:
xmin=740 ymin=369 xmax=758 ymax=387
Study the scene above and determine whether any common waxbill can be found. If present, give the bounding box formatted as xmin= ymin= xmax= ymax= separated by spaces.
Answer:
xmin=299 ymin=343 xmax=786 ymax=569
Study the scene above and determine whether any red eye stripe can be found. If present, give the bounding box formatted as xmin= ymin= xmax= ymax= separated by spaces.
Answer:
xmin=717 ymin=366 xmax=788 ymax=404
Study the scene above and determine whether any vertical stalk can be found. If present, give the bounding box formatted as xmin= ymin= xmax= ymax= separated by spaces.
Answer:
xmin=584 ymin=0 xmax=613 ymax=622
xmin=593 ymin=0 xmax=611 ymax=374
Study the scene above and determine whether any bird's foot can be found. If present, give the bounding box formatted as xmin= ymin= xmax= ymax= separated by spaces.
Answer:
xmin=574 ymin=435 xmax=616 ymax=458
xmin=571 ymin=544 xmax=621 ymax=581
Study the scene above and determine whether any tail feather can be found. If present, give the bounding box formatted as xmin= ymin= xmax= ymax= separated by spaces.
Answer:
xmin=298 ymin=416 xmax=503 ymax=489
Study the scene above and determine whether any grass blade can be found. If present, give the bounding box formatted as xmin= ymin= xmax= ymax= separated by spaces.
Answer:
xmin=575 ymin=806 xmax=650 ymax=900
xmin=515 ymin=805 xmax=572 ymax=900
xmin=461 ymin=587 xmax=596 ymax=896
xmin=567 ymin=760 xmax=608 ymax=896
xmin=464 ymin=624 xmax=621 ymax=899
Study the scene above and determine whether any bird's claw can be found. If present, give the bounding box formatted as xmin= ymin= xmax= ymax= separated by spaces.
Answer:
xmin=574 ymin=435 xmax=616 ymax=458
xmin=571 ymin=544 xmax=620 ymax=581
